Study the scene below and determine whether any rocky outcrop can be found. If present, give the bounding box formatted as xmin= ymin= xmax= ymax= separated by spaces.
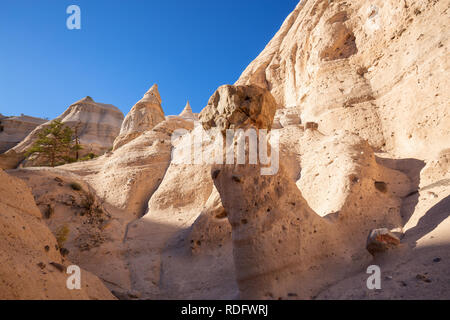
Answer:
xmin=113 ymin=84 xmax=165 ymax=150
xmin=62 ymin=117 xmax=194 ymax=217
xmin=199 ymin=84 xmax=277 ymax=132
xmin=236 ymin=0 xmax=449 ymax=159
xmin=0 ymin=97 xmax=124 ymax=169
xmin=2 ymin=0 xmax=449 ymax=301
xmin=0 ymin=169 xmax=115 ymax=299
xmin=0 ymin=114 xmax=46 ymax=153
xmin=212 ymin=128 xmax=411 ymax=299
xmin=57 ymin=97 xmax=124 ymax=154
xmin=178 ymin=101 xmax=198 ymax=121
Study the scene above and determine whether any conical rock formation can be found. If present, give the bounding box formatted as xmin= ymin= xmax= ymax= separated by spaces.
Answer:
xmin=113 ymin=84 xmax=166 ymax=150
xmin=178 ymin=101 xmax=197 ymax=121
xmin=0 ymin=97 xmax=124 ymax=169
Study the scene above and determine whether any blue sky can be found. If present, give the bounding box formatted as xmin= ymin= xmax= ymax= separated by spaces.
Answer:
xmin=0 ymin=0 xmax=297 ymax=119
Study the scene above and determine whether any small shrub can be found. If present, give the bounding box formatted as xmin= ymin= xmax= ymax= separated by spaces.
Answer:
xmin=66 ymin=157 xmax=77 ymax=164
xmin=70 ymin=182 xmax=83 ymax=191
xmin=55 ymin=225 xmax=70 ymax=248
xmin=80 ymin=192 xmax=96 ymax=216
xmin=79 ymin=152 xmax=98 ymax=162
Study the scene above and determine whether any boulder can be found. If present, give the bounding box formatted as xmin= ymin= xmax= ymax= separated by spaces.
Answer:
xmin=366 ymin=228 xmax=401 ymax=255
xmin=199 ymin=84 xmax=277 ymax=132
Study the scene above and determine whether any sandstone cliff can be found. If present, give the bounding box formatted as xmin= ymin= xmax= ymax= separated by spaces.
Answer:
xmin=0 ymin=169 xmax=115 ymax=299
xmin=0 ymin=114 xmax=46 ymax=153
xmin=237 ymin=0 xmax=449 ymax=160
xmin=0 ymin=97 xmax=124 ymax=169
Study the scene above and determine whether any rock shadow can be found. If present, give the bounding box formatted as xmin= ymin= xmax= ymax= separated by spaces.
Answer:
xmin=375 ymin=157 xmax=426 ymax=226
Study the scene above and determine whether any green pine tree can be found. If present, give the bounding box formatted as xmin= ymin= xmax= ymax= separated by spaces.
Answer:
xmin=26 ymin=120 xmax=77 ymax=167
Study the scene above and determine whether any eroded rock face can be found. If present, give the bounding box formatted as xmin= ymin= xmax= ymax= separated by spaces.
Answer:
xmin=178 ymin=101 xmax=198 ymax=121
xmin=0 ymin=97 xmax=124 ymax=169
xmin=2 ymin=0 xmax=449 ymax=301
xmin=63 ymin=117 xmax=194 ymax=217
xmin=278 ymin=127 xmax=411 ymax=219
xmin=236 ymin=0 xmax=449 ymax=159
xmin=199 ymin=85 xmax=277 ymax=132
xmin=212 ymin=161 xmax=349 ymax=299
xmin=58 ymin=97 xmax=124 ymax=154
xmin=0 ymin=169 xmax=115 ymax=300
xmin=0 ymin=115 xmax=46 ymax=153
xmin=211 ymin=126 xmax=410 ymax=299
xmin=188 ymin=188 xmax=231 ymax=255
xmin=113 ymin=84 xmax=166 ymax=150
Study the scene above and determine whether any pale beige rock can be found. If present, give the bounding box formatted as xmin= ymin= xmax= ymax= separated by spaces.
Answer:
xmin=155 ymin=187 xmax=236 ymax=299
xmin=0 ymin=96 xmax=124 ymax=169
xmin=63 ymin=117 xmax=194 ymax=217
xmin=277 ymin=108 xmax=302 ymax=127
xmin=188 ymin=188 xmax=231 ymax=255
xmin=117 ymin=123 xmax=238 ymax=299
xmin=5 ymin=116 xmax=196 ymax=299
xmin=218 ymin=0 xmax=450 ymax=298
xmin=209 ymin=101 xmax=409 ymax=299
xmin=113 ymin=84 xmax=165 ymax=150
xmin=0 ymin=115 xmax=46 ymax=153
xmin=2 ymin=0 xmax=449 ymax=301
xmin=0 ymin=169 xmax=115 ymax=300
xmin=317 ymin=151 xmax=450 ymax=299
xmin=178 ymin=100 xmax=198 ymax=121
xmin=237 ymin=0 xmax=449 ymax=160
xmin=8 ymin=168 xmax=134 ymax=294
xmin=199 ymin=84 xmax=277 ymax=132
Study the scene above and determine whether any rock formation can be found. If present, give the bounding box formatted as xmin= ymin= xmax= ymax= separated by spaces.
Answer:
xmin=62 ymin=117 xmax=194 ymax=217
xmin=113 ymin=84 xmax=166 ymax=150
xmin=0 ymin=114 xmax=46 ymax=153
xmin=205 ymin=83 xmax=409 ymax=299
xmin=0 ymin=169 xmax=115 ymax=299
xmin=199 ymin=84 xmax=277 ymax=132
xmin=236 ymin=0 xmax=449 ymax=160
xmin=178 ymin=101 xmax=198 ymax=121
xmin=1 ymin=0 xmax=449 ymax=301
xmin=0 ymin=97 xmax=124 ymax=169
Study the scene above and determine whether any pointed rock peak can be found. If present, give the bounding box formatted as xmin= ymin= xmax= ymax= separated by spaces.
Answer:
xmin=82 ymin=96 xmax=94 ymax=102
xmin=143 ymin=84 xmax=162 ymax=104
xmin=180 ymin=100 xmax=193 ymax=115
xmin=179 ymin=100 xmax=196 ymax=121
xmin=71 ymin=96 xmax=95 ymax=107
